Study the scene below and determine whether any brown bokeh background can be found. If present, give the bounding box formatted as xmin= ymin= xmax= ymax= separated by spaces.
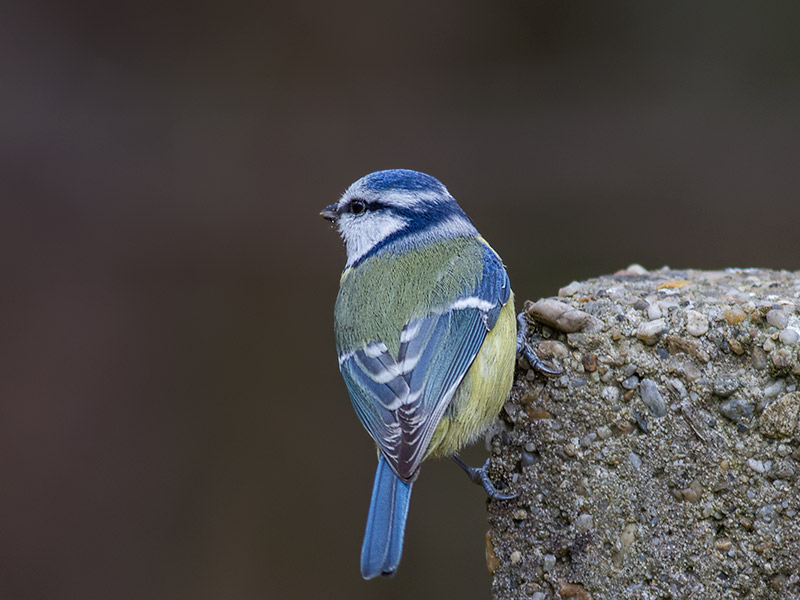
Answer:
xmin=2 ymin=2 xmax=799 ymax=599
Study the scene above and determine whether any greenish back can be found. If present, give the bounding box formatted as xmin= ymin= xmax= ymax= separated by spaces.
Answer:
xmin=334 ymin=237 xmax=484 ymax=356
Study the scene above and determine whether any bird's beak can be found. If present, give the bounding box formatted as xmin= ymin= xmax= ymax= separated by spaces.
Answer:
xmin=320 ymin=204 xmax=339 ymax=222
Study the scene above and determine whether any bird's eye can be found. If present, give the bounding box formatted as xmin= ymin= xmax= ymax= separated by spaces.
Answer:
xmin=350 ymin=199 xmax=366 ymax=215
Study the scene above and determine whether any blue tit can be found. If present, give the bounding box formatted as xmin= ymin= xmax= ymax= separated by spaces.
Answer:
xmin=321 ymin=169 xmax=520 ymax=580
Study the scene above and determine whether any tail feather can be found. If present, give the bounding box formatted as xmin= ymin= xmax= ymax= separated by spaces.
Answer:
xmin=360 ymin=455 xmax=413 ymax=579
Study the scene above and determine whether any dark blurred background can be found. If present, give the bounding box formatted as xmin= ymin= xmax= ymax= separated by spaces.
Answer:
xmin=2 ymin=1 xmax=799 ymax=599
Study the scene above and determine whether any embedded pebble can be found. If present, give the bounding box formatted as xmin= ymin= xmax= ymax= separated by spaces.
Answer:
xmin=526 ymin=407 xmax=553 ymax=420
xmin=536 ymin=340 xmax=569 ymax=359
xmin=622 ymin=376 xmax=639 ymax=390
xmin=748 ymin=458 xmax=766 ymax=473
xmin=640 ymin=379 xmax=667 ymax=417
xmin=680 ymin=482 xmax=702 ymax=502
xmin=779 ymin=328 xmax=799 ymax=345
xmin=647 ymin=303 xmax=663 ymax=320
xmin=637 ymin=319 xmax=668 ymax=345
xmin=629 ymin=452 xmax=642 ymax=469
xmin=719 ymin=397 xmax=753 ymax=424
xmin=667 ymin=336 xmax=710 ymax=363
xmin=764 ymin=380 xmax=785 ymax=399
xmin=751 ymin=346 xmax=768 ymax=369
xmin=601 ymin=386 xmax=620 ymax=403
xmin=768 ymin=459 xmax=796 ymax=481
xmin=543 ymin=554 xmax=556 ymax=571
xmin=685 ymin=310 xmax=709 ymax=336
xmin=771 ymin=348 xmax=793 ymax=370
xmin=766 ymin=309 xmax=789 ymax=329
xmin=510 ymin=550 xmax=522 ymax=564
xmin=597 ymin=425 xmax=612 ymax=439
xmin=759 ymin=392 xmax=800 ymax=438
xmin=634 ymin=411 xmax=649 ymax=433
xmin=558 ymin=281 xmax=582 ymax=297
xmin=715 ymin=538 xmax=732 ymax=552
xmin=713 ymin=376 xmax=738 ymax=398
xmin=526 ymin=299 xmax=592 ymax=333
xmin=724 ymin=307 xmax=747 ymax=324
xmin=623 ymin=364 xmax=638 ymax=378
xmin=614 ymin=420 xmax=636 ymax=434
xmin=620 ymin=523 xmax=637 ymax=549
xmin=575 ymin=513 xmax=593 ymax=532
xmin=618 ymin=263 xmax=649 ymax=275
xmin=757 ymin=504 xmax=777 ymax=522
xmin=666 ymin=378 xmax=688 ymax=399
xmin=485 ymin=532 xmax=500 ymax=573
xmin=728 ymin=337 xmax=745 ymax=355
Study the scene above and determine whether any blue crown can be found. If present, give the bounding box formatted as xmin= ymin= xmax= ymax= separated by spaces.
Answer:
xmin=362 ymin=169 xmax=447 ymax=194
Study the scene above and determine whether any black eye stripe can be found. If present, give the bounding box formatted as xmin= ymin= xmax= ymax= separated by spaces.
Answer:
xmin=344 ymin=199 xmax=420 ymax=216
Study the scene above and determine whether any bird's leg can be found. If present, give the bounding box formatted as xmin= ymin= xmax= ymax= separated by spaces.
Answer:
xmin=452 ymin=456 xmax=517 ymax=500
xmin=516 ymin=312 xmax=562 ymax=376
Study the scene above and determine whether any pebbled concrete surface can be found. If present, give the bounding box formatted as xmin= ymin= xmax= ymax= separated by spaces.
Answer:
xmin=487 ymin=267 xmax=800 ymax=599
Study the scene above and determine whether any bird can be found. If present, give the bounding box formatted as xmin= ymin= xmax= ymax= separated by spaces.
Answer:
xmin=321 ymin=169 xmax=550 ymax=579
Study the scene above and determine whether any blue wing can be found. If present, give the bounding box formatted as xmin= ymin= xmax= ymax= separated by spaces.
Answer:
xmin=339 ymin=244 xmax=511 ymax=481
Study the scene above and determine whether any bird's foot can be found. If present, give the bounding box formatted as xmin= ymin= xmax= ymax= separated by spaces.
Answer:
xmin=452 ymin=456 xmax=517 ymax=500
xmin=516 ymin=312 xmax=562 ymax=376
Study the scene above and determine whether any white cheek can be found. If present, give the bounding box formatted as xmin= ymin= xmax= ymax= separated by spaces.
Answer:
xmin=341 ymin=212 xmax=407 ymax=266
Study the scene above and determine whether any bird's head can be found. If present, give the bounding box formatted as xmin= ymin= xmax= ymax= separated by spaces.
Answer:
xmin=321 ymin=169 xmax=476 ymax=267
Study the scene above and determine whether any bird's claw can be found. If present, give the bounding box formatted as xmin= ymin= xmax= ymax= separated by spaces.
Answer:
xmin=453 ymin=456 xmax=517 ymax=500
xmin=516 ymin=312 xmax=562 ymax=376
xmin=522 ymin=344 xmax=562 ymax=376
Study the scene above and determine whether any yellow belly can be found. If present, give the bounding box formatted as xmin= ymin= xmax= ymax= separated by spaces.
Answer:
xmin=424 ymin=294 xmax=516 ymax=459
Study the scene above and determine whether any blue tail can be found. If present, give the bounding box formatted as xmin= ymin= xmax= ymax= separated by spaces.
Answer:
xmin=360 ymin=455 xmax=413 ymax=579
